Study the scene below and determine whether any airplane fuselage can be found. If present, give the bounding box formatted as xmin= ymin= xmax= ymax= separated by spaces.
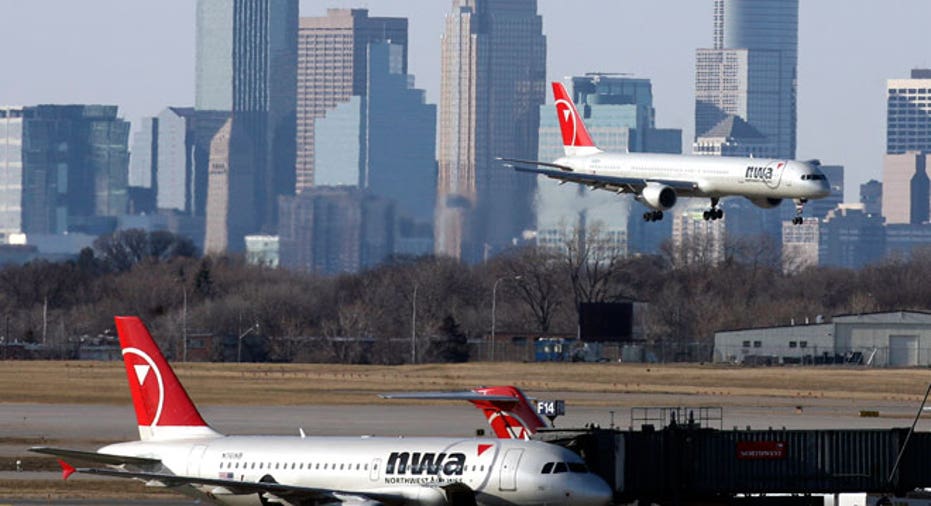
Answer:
xmin=101 ymin=435 xmax=612 ymax=506
xmin=554 ymin=151 xmax=831 ymax=200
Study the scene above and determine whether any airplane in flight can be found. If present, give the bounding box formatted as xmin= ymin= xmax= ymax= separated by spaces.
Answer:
xmin=31 ymin=316 xmax=612 ymax=506
xmin=380 ymin=386 xmax=550 ymax=440
xmin=500 ymin=82 xmax=831 ymax=225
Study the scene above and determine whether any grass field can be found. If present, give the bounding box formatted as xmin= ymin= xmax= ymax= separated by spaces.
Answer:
xmin=2 ymin=360 xmax=931 ymax=406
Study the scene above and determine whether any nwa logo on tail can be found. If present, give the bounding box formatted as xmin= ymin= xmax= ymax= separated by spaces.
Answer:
xmin=744 ymin=161 xmax=786 ymax=189
xmin=386 ymin=452 xmax=467 ymax=476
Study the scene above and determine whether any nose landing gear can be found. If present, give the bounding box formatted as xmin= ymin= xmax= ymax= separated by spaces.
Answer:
xmin=792 ymin=198 xmax=808 ymax=225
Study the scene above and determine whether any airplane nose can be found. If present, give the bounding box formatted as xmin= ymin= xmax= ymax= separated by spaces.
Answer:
xmin=573 ymin=475 xmax=613 ymax=506
xmin=817 ymin=180 xmax=831 ymax=198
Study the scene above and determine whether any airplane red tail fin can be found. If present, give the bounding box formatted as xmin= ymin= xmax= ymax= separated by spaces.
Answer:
xmin=114 ymin=316 xmax=220 ymax=441
xmin=470 ymin=386 xmax=549 ymax=440
xmin=552 ymin=81 xmax=601 ymax=157
xmin=380 ymin=385 xmax=549 ymax=440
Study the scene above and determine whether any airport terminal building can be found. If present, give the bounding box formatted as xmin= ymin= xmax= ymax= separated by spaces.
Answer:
xmin=714 ymin=311 xmax=931 ymax=366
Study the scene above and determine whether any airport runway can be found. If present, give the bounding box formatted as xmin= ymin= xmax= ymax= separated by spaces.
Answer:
xmin=0 ymin=392 xmax=927 ymax=503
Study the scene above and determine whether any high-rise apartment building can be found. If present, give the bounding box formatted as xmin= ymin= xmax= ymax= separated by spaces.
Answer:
xmin=695 ymin=0 xmax=798 ymax=159
xmin=436 ymin=0 xmax=546 ymax=262
xmin=197 ymin=0 xmax=298 ymax=252
xmin=535 ymin=74 xmax=681 ymax=256
xmin=886 ymin=69 xmax=931 ymax=154
xmin=671 ymin=204 xmax=727 ymax=266
xmin=882 ymin=152 xmax=930 ymax=225
xmin=296 ymin=9 xmax=407 ymax=193
xmin=781 ymin=217 xmax=819 ymax=272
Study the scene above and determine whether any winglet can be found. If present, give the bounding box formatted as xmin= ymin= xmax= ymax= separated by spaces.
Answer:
xmin=58 ymin=459 xmax=76 ymax=480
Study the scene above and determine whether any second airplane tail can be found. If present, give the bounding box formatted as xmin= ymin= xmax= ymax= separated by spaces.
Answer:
xmin=552 ymin=81 xmax=602 ymax=157
xmin=114 ymin=316 xmax=221 ymax=441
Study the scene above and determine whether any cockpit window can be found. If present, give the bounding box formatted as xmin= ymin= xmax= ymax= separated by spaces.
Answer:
xmin=802 ymin=174 xmax=826 ymax=181
xmin=568 ymin=462 xmax=588 ymax=473
xmin=541 ymin=462 xmax=554 ymax=474
xmin=552 ymin=462 xmax=568 ymax=474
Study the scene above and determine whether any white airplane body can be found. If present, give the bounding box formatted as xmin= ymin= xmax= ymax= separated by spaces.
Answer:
xmin=32 ymin=316 xmax=611 ymax=506
xmin=502 ymin=82 xmax=831 ymax=224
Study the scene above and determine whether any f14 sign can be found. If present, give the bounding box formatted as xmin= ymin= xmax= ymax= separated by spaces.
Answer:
xmin=736 ymin=441 xmax=787 ymax=460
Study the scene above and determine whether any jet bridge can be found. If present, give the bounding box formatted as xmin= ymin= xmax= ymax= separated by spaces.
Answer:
xmin=534 ymin=409 xmax=931 ymax=506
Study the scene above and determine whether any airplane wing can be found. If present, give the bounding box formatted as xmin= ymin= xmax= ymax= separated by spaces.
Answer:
xmin=501 ymin=158 xmax=699 ymax=194
xmin=57 ymin=461 xmax=412 ymax=506
xmin=30 ymin=447 xmax=162 ymax=468
xmin=379 ymin=391 xmax=519 ymax=405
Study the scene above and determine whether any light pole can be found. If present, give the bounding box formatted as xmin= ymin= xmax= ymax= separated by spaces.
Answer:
xmin=491 ymin=275 xmax=521 ymax=361
xmin=411 ymin=283 xmax=418 ymax=365
xmin=237 ymin=323 xmax=259 ymax=363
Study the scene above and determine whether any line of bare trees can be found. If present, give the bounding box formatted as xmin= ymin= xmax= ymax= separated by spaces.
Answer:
xmin=0 ymin=227 xmax=929 ymax=363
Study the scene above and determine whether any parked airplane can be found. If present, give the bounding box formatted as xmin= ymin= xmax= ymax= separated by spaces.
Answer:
xmin=380 ymin=386 xmax=550 ymax=440
xmin=31 ymin=316 xmax=612 ymax=506
xmin=500 ymin=82 xmax=831 ymax=224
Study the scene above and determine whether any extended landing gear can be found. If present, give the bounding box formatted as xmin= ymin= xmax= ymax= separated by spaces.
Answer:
xmin=643 ymin=210 xmax=664 ymax=222
xmin=703 ymin=197 xmax=723 ymax=221
xmin=792 ymin=198 xmax=808 ymax=225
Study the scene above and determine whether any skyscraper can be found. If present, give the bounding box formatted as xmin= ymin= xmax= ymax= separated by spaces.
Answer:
xmin=197 ymin=0 xmax=298 ymax=252
xmin=19 ymin=105 xmax=130 ymax=235
xmin=296 ymin=9 xmax=408 ymax=193
xmin=313 ymin=42 xmax=436 ymax=227
xmin=436 ymin=0 xmax=546 ymax=262
xmin=886 ymin=69 xmax=931 ymax=154
xmin=882 ymin=152 xmax=930 ymax=224
xmin=0 ymin=107 xmax=24 ymax=242
xmin=695 ymin=0 xmax=798 ymax=159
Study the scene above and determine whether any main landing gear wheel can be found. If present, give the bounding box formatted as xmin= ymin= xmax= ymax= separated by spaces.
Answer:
xmin=643 ymin=210 xmax=664 ymax=222
xmin=703 ymin=197 xmax=723 ymax=221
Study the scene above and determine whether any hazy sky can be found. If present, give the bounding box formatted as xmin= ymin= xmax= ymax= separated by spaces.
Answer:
xmin=2 ymin=0 xmax=930 ymax=200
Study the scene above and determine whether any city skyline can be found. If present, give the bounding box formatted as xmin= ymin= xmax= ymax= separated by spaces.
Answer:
xmin=2 ymin=0 xmax=931 ymax=204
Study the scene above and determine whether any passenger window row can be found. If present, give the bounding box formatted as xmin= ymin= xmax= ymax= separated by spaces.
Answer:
xmin=219 ymin=461 xmax=375 ymax=472
xmin=540 ymin=461 xmax=589 ymax=474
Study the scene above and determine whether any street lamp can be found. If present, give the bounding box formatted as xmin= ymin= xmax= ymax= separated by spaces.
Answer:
xmin=491 ymin=275 xmax=522 ymax=361
xmin=237 ymin=323 xmax=259 ymax=363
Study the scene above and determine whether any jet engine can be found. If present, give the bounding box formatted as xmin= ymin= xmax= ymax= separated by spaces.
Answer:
xmin=640 ymin=183 xmax=677 ymax=210
xmin=749 ymin=197 xmax=783 ymax=209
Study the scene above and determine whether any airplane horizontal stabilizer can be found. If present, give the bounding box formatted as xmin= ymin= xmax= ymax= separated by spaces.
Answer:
xmin=497 ymin=157 xmax=574 ymax=172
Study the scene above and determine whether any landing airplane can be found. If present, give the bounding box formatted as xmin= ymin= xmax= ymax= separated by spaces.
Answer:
xmin=500 ymin=82 xmax=830 ymax=224
xmin=380 ymin=386 xmax=549 ymax=440
xmin=31 ymin=316 xmax=612 ymax=506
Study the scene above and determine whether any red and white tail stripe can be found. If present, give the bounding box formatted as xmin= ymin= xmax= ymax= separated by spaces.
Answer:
xmin=552 ymin=81 xmax=602 ymax=157
xmin=115 ymin=316 xmax=220 ymax=441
